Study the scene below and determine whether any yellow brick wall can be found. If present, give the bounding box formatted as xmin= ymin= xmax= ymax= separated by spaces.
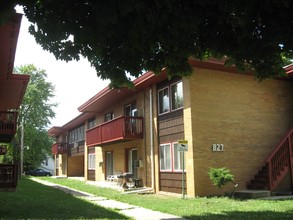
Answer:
xmin=99 ymin=139 xmax=144 ymax=178
xmin=91 ymin=86 xmax=159 ymax=189
xmin=95 ymin=147 xmax=103 ymax=181
xmin=182 ymin=77 xmax=196 ymax=196
xmin=186 ymin=68 xmax=293 ymax=196
xmin=57 ymin=154 xmax=67 ymax=176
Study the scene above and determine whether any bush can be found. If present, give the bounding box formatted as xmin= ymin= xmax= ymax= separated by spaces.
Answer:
xmin=208 ymin=167 xmax=235 ymax=188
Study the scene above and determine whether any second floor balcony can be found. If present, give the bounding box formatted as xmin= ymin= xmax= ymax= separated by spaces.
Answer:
xmin=86 ymin=116 xmax=143 ymax=147
xmin=0 ymin=111 xmax=18 ymax=143
xmin=51 ymin=143 xmax=68 ymax=155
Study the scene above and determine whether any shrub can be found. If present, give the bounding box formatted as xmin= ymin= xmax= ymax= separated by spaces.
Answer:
xmin=208 ymin=167 xmax=235 ymax=188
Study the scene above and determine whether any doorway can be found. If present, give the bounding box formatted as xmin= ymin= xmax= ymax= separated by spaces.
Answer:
xmin=106 ymin=151 xmax=113 ymax=178
xmin=127 ymin=149 xmax=138 ymax=178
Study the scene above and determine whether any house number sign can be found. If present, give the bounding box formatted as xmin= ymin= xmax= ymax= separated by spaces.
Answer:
xmin=212 ymin=144 xmax=224 ymax=151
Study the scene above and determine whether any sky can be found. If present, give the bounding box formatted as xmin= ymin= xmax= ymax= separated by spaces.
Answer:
xmin=14 ymin=13 xmax=110 ymax=127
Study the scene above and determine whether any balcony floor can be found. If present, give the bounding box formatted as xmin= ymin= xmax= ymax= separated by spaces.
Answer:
xmin=0 ymin=134 xmax=14 ymax=143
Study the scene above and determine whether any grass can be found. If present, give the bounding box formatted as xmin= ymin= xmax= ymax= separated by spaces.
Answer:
xmin=0 ymin=177 xmax=129 ymax=219
xmin=1 ymin=177 xmax=293 ymax=220
xmin=41 ymin=177 xmax=293 ymax=220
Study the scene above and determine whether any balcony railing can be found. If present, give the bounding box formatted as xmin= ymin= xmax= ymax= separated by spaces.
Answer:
xmin=0 ymin=111 xmax=18 ymax=143
xmin=0 ymin=164 xmax=18 ymax=191
xmin=266 ymin=127 xmax=293 ymax=190
xmin=86 ymin=116 xmax=143 ymax=146
xmin=51 ymin=143 xmax=68 ymax=155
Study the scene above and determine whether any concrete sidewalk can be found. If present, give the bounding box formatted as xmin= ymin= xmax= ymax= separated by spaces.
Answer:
xmin=32 ymin=178 xmax=185 ymax=220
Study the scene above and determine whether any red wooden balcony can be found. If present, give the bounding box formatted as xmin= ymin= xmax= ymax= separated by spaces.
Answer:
xmin=51 ymin=143 xmax=68 ymax=155
xmin=0 ymin=164 xmax=18 ymax=191
xmin=0 ymin=111 xmax=18 ymax=143
xmin=86 ymin=116 xmax=143 ymax=147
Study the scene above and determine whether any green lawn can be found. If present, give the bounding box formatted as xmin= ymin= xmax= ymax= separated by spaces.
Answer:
xmin=41 ymin=177 xmax=293 ymax=220
xmin=1 ymin=177 xmax=293 ymax=220
xmin=0 ymin=177 xmax=129 ymax=219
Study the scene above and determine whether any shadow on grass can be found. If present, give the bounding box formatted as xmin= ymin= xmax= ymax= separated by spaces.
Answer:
xmin=0 ymin=177 xmax=129 ymax=219
xmin=183 ymin=210 xmax=293 ymax=220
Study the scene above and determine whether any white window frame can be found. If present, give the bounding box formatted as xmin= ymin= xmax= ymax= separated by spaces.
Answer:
xmin=159 ymin=142 xmax=186 ymax=173
xmin=158 ymin=87 xmax=170 ymax=115
xmin=173 ymin=142 xmax=185 ymax=172
xmin=170 ymin=81 xmax=183 ymax=111
xmin=159 ymin=143 xmax=172 ymax=171
xmin=158 ymin=81 xmax=183 ymax=115
xmin=88 ymin=153 xmax=96 ymax=170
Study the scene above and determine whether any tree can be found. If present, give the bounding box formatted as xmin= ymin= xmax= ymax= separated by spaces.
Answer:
xmin=1 ymin=1 xmax=293 ymax=87
xmin=9 ymin=65 xmax=57 ymax=170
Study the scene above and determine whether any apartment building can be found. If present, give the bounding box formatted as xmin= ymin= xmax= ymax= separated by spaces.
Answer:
xmin=49 ymin=58 xmax=293 ymax=197
xmin=0 ymin=13 xmax=30 ymax=191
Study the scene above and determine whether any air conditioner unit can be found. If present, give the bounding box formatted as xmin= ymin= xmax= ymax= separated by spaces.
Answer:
xmin=74 ymin=142 xmax=79 ymax=148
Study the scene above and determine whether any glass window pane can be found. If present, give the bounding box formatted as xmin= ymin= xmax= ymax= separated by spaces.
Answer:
xmin=160 ymin=144 xmax=171 ymax=171
xmin=165 ymin=145 xmax=171 ymax=170
xmin=92 ymin=154 xmax=96 ymax=169
xmin=171 ymin=81 xmax=183 ymax=110
xmin=174 ymin=143 xmax=185 ymax=171
xmin=88 ymin=154 xmax=95 ymax=170
xmin=158 ymin=88 xmax=170 ymax=114
xmin=174 ymin=143 xmax=181 ymax=170
xmin=160 ymin=146 xmax=165 ymax=170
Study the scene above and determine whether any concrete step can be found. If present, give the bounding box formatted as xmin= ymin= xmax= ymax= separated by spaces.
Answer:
xmin=234 ymin=190 xmax=270 ymax=199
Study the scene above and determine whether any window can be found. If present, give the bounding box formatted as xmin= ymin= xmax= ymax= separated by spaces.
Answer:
xmin=158 ymin=81 xmax=183 ymax=115
xmin=160 ymin=142 xmax=185 ymax=172
xmin=88 ymin=154 xmax=96 ymax=170
xmin=124 ymin=104 xmax=132 ymax=116
xmin=69 ymin=125 xmax=85 ymax=144
xmin=173 ymin=143 xmax=185 ymax=171
xmin=88 ymin=117 xmax=96 ymax=129
xmin=171 ymin=81 xmax=183 ymax=110
xmin=158 ymin=87 xmax=170 ymax=114
xmin=160 ymin=144 xmax=171 ymax=171
xmin=124 ymin=102 xmax=138 ymax=117
xmin=105 ymin=112 xmax=114 ymax=122
xmin=106 ymin=151 xmax=114 ymax=176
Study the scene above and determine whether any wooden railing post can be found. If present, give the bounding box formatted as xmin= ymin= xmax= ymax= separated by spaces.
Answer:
xmin=288 ymin=132 xmax=293 ymax=193
xmin=267 ymin=161 xmax=273 ymax=190
xmin=122 ymin=116 xmax=126 ymax=137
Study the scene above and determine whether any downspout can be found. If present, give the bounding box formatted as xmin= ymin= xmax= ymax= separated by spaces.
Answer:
xmin=20 ymin=118 xmax=24 ymax=177
xmin=150 ymin=88 xmax=155 ymax=189
xmin=143 ymin=90 xmax=148 ymax=184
